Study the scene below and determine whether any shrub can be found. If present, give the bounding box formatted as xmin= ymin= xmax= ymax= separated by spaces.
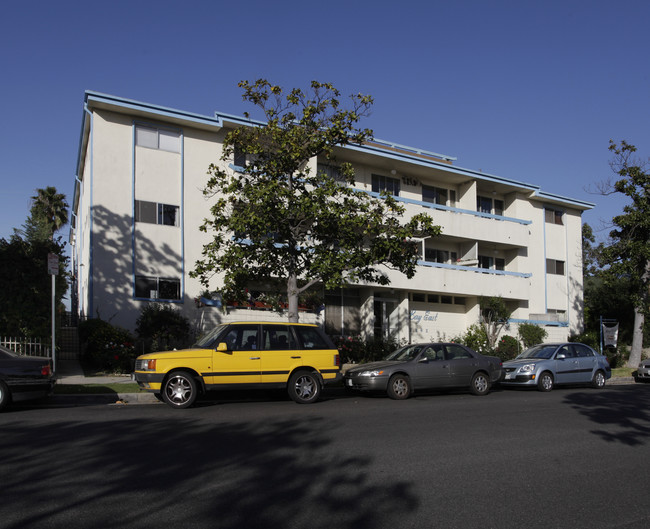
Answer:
xmin=495 ymin=335 xmax=520 ymax=361
xmin=135 ymin=303 xmax=191 ymax=353
xmin=518 ymin=323 xmax=547 ymax=349
xmin=459 ymin=323 xmax=492 ymax=355
xmin=334 ymin=335 xmax=400 ymax=363
xmin=78 ymin=318 xmax=137 ymax=373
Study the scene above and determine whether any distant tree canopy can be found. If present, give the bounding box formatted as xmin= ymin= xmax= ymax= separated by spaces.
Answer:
xmin=0 ymin=186 xmax=69 ymax=337
xmin=192 ymin=80 xmax=441 ymax=322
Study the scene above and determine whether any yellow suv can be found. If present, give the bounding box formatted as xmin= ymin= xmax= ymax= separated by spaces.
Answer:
xmin=134 ymin=322 xmax=341 ymax=408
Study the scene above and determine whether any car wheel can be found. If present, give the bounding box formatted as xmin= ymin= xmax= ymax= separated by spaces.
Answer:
xmin=592 ymin=370 xmax=606 ymax=389
xmin=387 ymin=374 xmax=411 ymax=400
xmin=470 ymin=372 xmax=490 ymax=396
xmin=162 ymin=371 xmax=198 ymax=409
xmin=288 ymin=371 xmax=321 ymax=404
xmin=0 ymin=380 xmax=11 ymax=411
xmin=537 ymin=371 xmax=554 ymax=392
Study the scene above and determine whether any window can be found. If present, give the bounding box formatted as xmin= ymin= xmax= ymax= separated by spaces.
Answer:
xmin=545 ymin=208 xmax=564 ymax=225
xmin=412 ymin=293 xmax=426 ymax=302
xmin=372 ymin=174 xmax=400 ymax=196
xmin=222 ymin=324 xmax=259 ymax=351
xmin=441 ymin=295 xmax=453 ymax=304
xmin=262 ymin=325 xmax=297 ymax=350
xmin=318 ymin=163 xmax=345 ymax=182
xmin=422 ymin=185 xmax=448 ymax=205
xmin=477 ymin=196 xmax=493 ymax=214
xmin=135 ymin=200 xmax=179 ymax=227
xmin=495 ymin=258 xmax=505 ymax=271
xmin=445 ymin=344 xmax=472 ymax=359
xmin=477 ymin=196 xmax=504 ymax=216
xmin=454 ymin=297 xmax=466 ymax=305
xmin=428 ymin=294 xmax=439 ymax=303
xmin=294 ymin=326 xmax=330 ymax=349
xmin=135 ymin=125 xmax=180 ymax=153
xmin=478 ymin=255 xmax=493 ymax=270
xmin=135 ymin=276 xmax=181 ymax=300
xmin=233 ymin=145 xmax=247 ymax=167
xmin=546 ymin=259 xmax=565 ymax=275
xmin=425 ymin=248 xmax=450 ymax=263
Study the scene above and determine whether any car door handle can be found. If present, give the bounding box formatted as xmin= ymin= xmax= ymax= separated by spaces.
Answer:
xmin=250 ymin=357 xmax=260 ymax=360
xmin=291 ymin=356 xmax=302 ymax=359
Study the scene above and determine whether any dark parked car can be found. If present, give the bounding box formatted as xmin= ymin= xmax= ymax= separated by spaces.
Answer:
xmin=0 ymin=345 xmax=54 ymax=411
xmin=344 ymin=343 xmax=503 ymax=399
xmin=501 ymin=342 xmax=611 ymax=391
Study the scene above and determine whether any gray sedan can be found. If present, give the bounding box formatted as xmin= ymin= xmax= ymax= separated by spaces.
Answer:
xmin=501 ymin=342 xmax=611 ymax=391
xmin=343 ymin=343 xmax=503 ymax=399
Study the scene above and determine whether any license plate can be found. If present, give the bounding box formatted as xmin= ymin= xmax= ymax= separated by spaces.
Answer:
xmin=505 ymin=373 xmax=514 ymax=380
xmin=346 ymin=379 xmax=353 ymax=386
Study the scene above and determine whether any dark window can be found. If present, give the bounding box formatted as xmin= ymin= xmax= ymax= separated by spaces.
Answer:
xmin=477 ymin=196 xmax=493 ymax=214
xmin=446 ymin=344 xmax=473 ymax=359
xmin=494 ymin=199 xmax=504 ymax=216
xmin=372 ymin=174 xmax=400 ymax=196
xmin=546 ymin=259 xmax=565 ymax=275
xmin=234 ymin=145 xmax=247 ymax=167
xmin=158 ymin=204 xmax=179 ymax=226
xmin=495 ymin=258 xmax=505 ymax=271
xmin=478 ymin=255 xmax=493 ymax=269
xmin=294 ymin=326 xmax=330 ymax=349
xmin=441 ymin=296 xmax=453 ymax=304
xmin=545 ymin=208 xmax=564 ymax=225
xmin=135 ymin=276 xmax=181 ymax=300
xmin=412 ymin=293 xmax=426 ymax=302
xmin=454 ymin=297 xmax=466 ymax=305
xmin=428 ymin=294 xmax=439 ymax=303
xmin=422 ymin=185 xmax=448 ymax=205
xmin=135 ymin=200 xmax=157 ymax=224
xmin=222 ymin=324 xmax=259 ymax=351
xmin=262 ymin=325 xmax=297 ymax=350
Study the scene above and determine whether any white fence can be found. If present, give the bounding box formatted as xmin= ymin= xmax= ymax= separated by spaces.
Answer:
xmin=0 ymin=337 xmax=51 ymax=357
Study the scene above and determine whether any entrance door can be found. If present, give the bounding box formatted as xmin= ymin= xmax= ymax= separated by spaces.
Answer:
xmin=374 ymin=299 xmax=396 ymax=339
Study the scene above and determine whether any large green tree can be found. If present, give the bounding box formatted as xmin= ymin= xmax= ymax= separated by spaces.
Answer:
xmin=600 ymin=141 xmax=650 ymax=367
xmin=193 ymin=80 xmax=441 ymax=322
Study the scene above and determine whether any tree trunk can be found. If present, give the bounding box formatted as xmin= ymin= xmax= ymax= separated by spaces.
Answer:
xmin=627 ymin=308 xmax=644 ymax=368
xmin=287 ymin=275 xmax=300 ymax=323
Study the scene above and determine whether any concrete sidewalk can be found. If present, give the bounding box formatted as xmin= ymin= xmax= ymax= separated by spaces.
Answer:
xmin=53 ymin=359 xmax=159 ymax=405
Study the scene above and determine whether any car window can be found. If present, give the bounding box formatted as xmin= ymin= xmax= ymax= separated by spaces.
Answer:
xmin=385 ymin=345 xmax=423 ymax=361
xmin=445 ymin=344 xmax=473 ymax=360
xmin=262 ymin=325 xmax=297 ymax=350
xmin=294 ymin=326 xmax=330 ymax=349
xmin=573 ymin=344 xmax=594 ymax=358
xmin=422 ymin=344 xmax=444 ymax=361
xmin=221 ymin=325 xmax=259 ymax=351
xmin=557 ymin=345 xmax=574 ymax=358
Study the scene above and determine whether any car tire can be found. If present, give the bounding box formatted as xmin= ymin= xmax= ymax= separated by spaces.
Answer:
xmin=592 ymin=370 xmax=606 ymax=389
xmin=470 ymin=372 xmax=490 ymax=396
xmin=288 ymin=371 xmax=321 ymax=404
xmin=162 ymin=371 xmax=198 ymax=409
xmin=387 ymin=374 xmax=411 ymax=400
xmin=537 ymin=371 xmax=554 ymax=392
xmin=0 ymin=380 xmax=10 ymax=411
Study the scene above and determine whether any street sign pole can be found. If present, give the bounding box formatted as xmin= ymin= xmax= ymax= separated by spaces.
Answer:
xmin=47 ymin=253 xmax=59 ymax=374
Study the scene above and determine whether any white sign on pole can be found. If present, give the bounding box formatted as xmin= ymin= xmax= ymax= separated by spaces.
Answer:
xmin=47 ymin=253 xmax=59 ymax=275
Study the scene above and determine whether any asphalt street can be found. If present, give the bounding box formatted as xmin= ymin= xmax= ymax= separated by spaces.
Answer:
xmin=2 ymin=384 xmax=650 ymax=529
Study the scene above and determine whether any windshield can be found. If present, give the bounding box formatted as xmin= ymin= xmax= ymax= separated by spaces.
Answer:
xmin=193 ymin=325 xmax=228 ymax=348
xmin=516 ymin=345 xmax=557 ymax=360
xmin=385 ymin=344 xmax=424 ymax=362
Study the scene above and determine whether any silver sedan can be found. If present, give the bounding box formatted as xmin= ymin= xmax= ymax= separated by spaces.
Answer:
xmin=343 ymin=343 xmax=503 ymax=399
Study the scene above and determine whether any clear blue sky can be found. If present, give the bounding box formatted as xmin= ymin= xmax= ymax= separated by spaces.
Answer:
xmin=1 ymin=0 xmax=648 ymax=244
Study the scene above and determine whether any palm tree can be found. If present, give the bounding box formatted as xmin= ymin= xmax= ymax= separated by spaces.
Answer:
xmin=30 ymin=187 xmax=69 ymax=240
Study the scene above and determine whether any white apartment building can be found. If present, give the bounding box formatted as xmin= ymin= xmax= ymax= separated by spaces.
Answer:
xmin=70 ymin=91 xmax=593 ymax=343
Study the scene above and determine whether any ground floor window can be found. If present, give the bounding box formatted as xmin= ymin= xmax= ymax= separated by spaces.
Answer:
xmin=325 ymin=288 xmax=361 ymax=336
xmin=135 ymin=276 xmax=181 ymax=300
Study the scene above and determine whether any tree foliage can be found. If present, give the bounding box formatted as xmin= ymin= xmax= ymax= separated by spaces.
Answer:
xmin=600 ymin=140 xmax=650 ymax=366
xmin=193 ymin=80 xmax=441 ymax=321
xmin=479 ymin=296 xmax=512 ymax=349
xmin=0 ymin=186 xmax=69 ymax=337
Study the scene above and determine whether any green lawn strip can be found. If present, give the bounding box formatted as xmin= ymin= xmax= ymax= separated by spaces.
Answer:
xmin=611 ymin=367 xmax=636 ymax=377
xmin=54 ymin=383 xmax=144 ymax=394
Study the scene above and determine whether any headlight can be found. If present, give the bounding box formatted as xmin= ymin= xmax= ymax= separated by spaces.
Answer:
xmin=359 ymin=369 xmax=384 ymax=377
xmin=519 ymin=364 xmax=536 ymax=373
xmin=140 ymin=359 xmax=157 ymax=371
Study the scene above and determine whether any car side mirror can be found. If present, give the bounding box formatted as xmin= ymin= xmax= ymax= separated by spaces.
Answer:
xmin=216 ymin=342 xmax=229 ymax=353
xmin=418 ymin=357 xmax=429 ymax=363
xmin=556 ymin=353 xmax=566 ymax=360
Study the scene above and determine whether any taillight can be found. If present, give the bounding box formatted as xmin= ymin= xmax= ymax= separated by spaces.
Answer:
xmin=334 ymin=354 xmax=340 ymax=367
xmin=41 ymin=364 xmax=52 ymax=376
